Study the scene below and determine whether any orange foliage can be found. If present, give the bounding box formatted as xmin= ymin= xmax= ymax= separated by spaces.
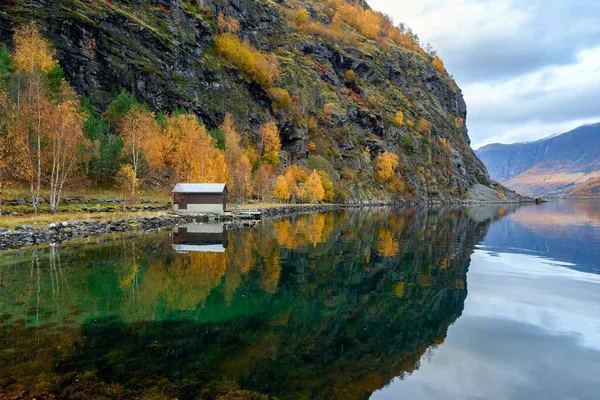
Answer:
xmin=419 ymin=119 xmax=433 ymax=134
xmin=119 ymin=105 xmax=164 ymax=190
xmin=171 ymin=114 xmax=228 ymax=183
xmin=254 ymin=164 xmax=274 ymax=201
xmin=221 ymin=113 xmax=252 ymax=201
xmin=43 ymin=85 xmax=91 ymax=212
xmin=217 ymin=13 xmax=240 ymax=33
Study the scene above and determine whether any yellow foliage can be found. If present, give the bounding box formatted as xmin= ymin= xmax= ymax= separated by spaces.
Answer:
xmin=299 ymin=169 xmax=325 ymax=203
xmin=432 ymin=57 xmax=447 ymax=75
xmin=115 ymin=164 xmax=138 ymax=202
xmin=272 ymin=175 xmax=290 ymax=202
xmin=308 ymin=141 xmax=317 ymax=153
xmin=317 ymin=170 xmax=334 ymax=203
xmin=406 ymin=120 xmax=414 ymax=129
xmin=215 ymin=33 xmax=279 ymax=87
xmin=13 ymin=23 xmax=56 ymax=73
xmin=375 ymin=151 xmax=399 ymax=181
xmin=259 ymin=121 xmax=281 ymax=169
xmin=345 ymin=69 xmax=356 ymax=81
xmin=394 ymin=282 xmax=405 ymax=298
xmin=284 ymin=169 xmax=300 ymax=199
xmin=295 ymin=8 xmax=309 ymax=26
xmin=394 ymin=111 xmax=404 ymax=127
xmin=267 ymin=87 xmax=292 ymax=110
xmin=377 ymin=229 xmax=398 ymax=257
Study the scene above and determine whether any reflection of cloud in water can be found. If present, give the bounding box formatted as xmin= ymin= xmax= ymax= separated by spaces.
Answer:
xmin=480 ymin=200 xmax=600 ymax=273
xmin=374 ymin=316 xmax=600 ymax=400
xmin=372 ymin=248 xmax=600 ymax=400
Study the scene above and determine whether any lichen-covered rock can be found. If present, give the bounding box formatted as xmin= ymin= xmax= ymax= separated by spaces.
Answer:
xmin=0 ymin=0 xmax=511 ymax=203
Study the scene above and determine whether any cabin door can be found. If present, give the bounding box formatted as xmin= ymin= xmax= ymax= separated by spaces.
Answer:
xmin=179 ymin=194 xmax=187 ymax=210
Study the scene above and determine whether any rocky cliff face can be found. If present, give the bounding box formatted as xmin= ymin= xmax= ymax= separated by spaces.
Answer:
xmin=477 ymin=123 xmax=600 ymax=197
xmin=0 ymin=0 xmax=512 ymax=203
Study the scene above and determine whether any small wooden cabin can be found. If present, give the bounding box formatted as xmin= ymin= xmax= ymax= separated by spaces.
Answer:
xmin=172 ymin=183 xmax=228 ymax=214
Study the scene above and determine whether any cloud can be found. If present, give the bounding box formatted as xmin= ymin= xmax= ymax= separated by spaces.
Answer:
xmin=368 ymin=0 xmax=600 ymax=146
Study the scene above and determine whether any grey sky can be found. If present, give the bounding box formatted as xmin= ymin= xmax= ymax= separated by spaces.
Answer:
xmin=368 ymin=0 xmax=600 ymax=148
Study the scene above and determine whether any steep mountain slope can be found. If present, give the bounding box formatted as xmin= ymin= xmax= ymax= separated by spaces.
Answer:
xmin=0 ymin=0 xmax=514 ymax=203
xmin=476 ymin=123 xmax=600 ymax=197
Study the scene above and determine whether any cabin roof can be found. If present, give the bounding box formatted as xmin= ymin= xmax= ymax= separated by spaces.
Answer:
xmin=172 ymin=183 xmax=227 ymax=194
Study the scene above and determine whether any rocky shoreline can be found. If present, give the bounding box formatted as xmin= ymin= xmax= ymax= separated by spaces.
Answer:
xmin=0 ymin=215 xmax=194 ymax=251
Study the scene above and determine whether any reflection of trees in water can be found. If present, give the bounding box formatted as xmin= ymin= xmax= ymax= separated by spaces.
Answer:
xmin=0 ymin=206 xmax=509 ymax=399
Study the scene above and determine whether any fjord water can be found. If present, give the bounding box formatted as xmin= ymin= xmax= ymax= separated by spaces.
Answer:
xmin=374 ymin=199 xmax=600 ymax=400
xmin=1 ymin=202 xmax=599 ymax=399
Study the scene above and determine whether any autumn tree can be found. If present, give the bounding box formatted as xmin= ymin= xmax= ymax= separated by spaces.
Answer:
xmin=317 ymin=170 xmax=334 ymax=203
xmin=172 ymin=114 xmax=228 ymax=183
xmin=299 ymin=169 xmax=324 ymax=203
xmin=272 ymin=175 xmax=290 ymax=202
xmin=118 ymin=105 xmax=163 ymax=196
xmin=44 ymin=84 xmax=91 ymax=213
xmin=0 ymin=88 xmax=25 ymax=211
xmin=375 ymin=151 xmax=399 ymax=182
xmin=259 ymin=121 xmax=281 ymax=169
xmin=221 ymin=113 xmax=252 ymax=202
xmin=254 ymin=164 xmax=273 ymax=201
xmin=13 ymin=23 xmax=55 ymax=74
xmin=13 ymin=23 xmax=57 ymax=213
xmin=115 ymin=164 xmax=138 ymax=211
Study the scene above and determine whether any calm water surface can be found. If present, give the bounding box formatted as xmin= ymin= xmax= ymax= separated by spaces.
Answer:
xmin=1 ymin=201 xmax=599 ymax=399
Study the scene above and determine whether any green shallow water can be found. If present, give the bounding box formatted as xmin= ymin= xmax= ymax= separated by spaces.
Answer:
xmin=0 ymin=208 xmax=479 ymax=399
xmin=5 ymin=203 xmax=598 ymax=399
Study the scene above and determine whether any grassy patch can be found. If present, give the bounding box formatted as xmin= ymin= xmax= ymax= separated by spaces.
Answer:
xmin=0 ymin=211 xmax=168 ymax=229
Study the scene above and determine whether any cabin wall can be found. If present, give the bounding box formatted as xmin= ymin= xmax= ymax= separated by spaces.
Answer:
xmin=173 ymin=203 xmax=224 ymax=214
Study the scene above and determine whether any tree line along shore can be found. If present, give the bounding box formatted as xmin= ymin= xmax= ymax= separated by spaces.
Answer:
xmin=0 ymin=23 xmax=405 ymax=221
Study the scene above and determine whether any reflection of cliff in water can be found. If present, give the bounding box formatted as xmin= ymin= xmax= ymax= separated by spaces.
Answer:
xmin=0 ymin=206 xmax=511 ymax=399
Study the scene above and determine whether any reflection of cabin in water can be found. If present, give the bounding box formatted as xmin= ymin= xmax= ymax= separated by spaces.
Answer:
xmin=172 ymin=224 xmax=228 ymax=253
xmin=172 ymin=183 xmax=228 ymax=214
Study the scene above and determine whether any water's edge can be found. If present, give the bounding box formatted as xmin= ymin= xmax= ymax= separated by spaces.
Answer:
xmin=0 ymin=199 xmax=533 ymax=251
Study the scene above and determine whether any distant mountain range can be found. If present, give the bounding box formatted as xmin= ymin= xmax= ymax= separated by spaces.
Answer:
xmin=476 ymin=123 xmax=600 ymax=197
